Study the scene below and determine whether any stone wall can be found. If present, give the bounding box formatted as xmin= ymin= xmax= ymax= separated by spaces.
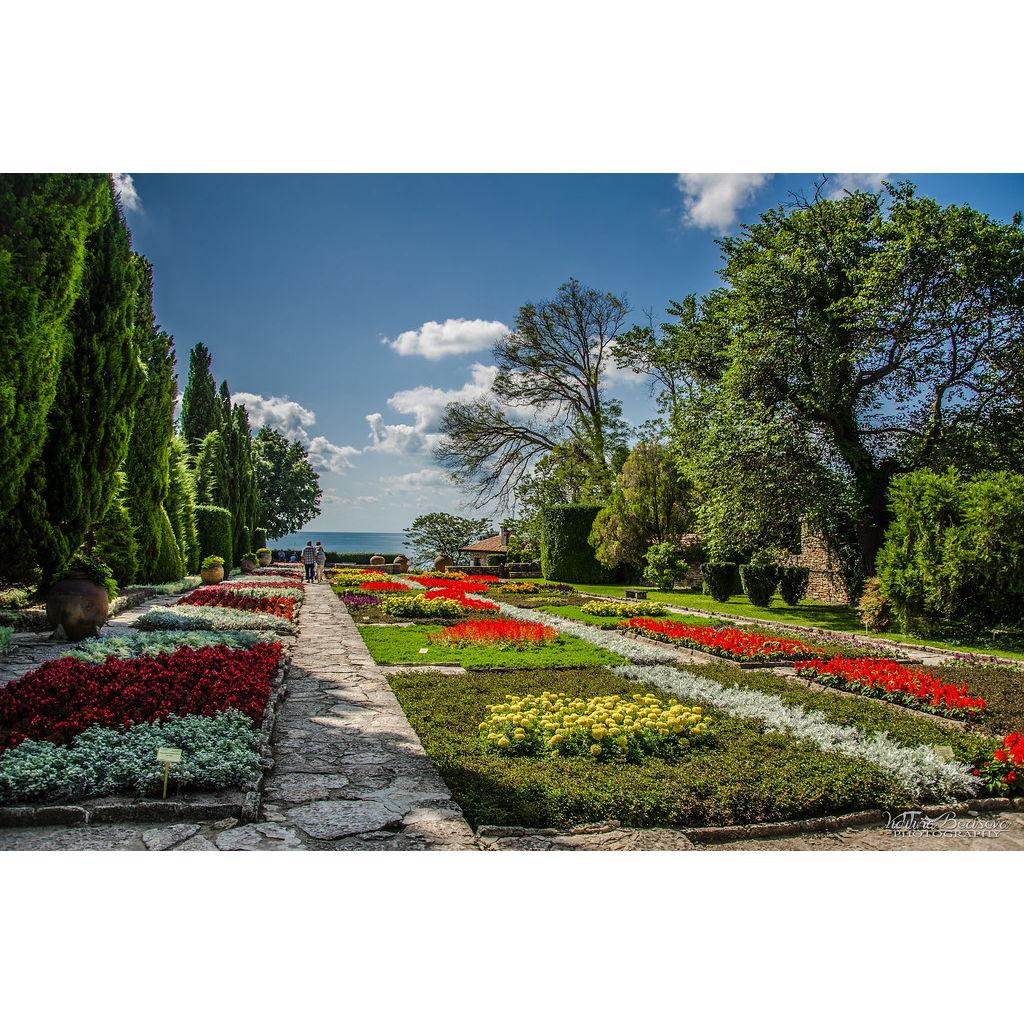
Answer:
xmin=782 ymin=524 xmax=850 ymax=605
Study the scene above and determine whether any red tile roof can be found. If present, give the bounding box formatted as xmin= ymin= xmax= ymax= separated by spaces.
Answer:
xmin=460 ymin=534 xmax=509 ymax=554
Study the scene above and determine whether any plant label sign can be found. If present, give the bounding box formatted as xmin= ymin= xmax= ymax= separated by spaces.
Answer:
xmin=932 ymin=745 xmax=955 ymax=763
xmin=156 ymin=747 xmax=182 ymax=764
xmin=419 ymin=648 xmax=429 ymax=654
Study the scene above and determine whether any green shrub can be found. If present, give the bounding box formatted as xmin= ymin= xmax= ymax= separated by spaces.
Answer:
xmin=739 ymin=564 xmax=778 ymax=607
xmin=255 ymin=547 xmax=271 ymax=558
xmin=0 ymin=626 xmax=12 ymax=655
xmin=54 ymin=555 xmax=118 ymax=601
xmin=643 ymin=542 xmax=682 ymax=591
xmin=701 ymin=561 xmax=738 ymax=602
xmin=148 ymin=504 xmax=185 ymax=583
xmin=876 ymin=469 xmax=1024 ymax=636
xmin=540 ymin=504 xmax=612 ymax=584
xmin=777 ymin=566 xmax=810 ymax=606
xmin=252 ymin=528 xmax=267 ymax=551
xmin=237 ymin=525 xmax=251 ymax=564
xmin=857 ymin=577 xmax=890 ymax=632
xmin=486 ymin=553 xmax=507 ymax=566
xmin=241 ymin=552 xmax=258 ymax=564
xmin=202 ymin=554 xmax=225 ymax=569
xmin=194 ymin=503 xmax=233 ymax=571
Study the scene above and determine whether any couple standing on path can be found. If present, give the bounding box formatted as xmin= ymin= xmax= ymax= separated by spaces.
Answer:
xmin=302 ymin=540 xmax=327 ymax=583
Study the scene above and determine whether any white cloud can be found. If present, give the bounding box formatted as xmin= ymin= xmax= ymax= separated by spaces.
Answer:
xmin=233 ymin=391 xmax=357 ymax=475
xmin=365 ymin=363 xmax=498 ymax=455
xmin=386 ymin=318 xmax=508 ymax=360
xmin=825 ymin=173 xmax=888 ymax=197
xmin=386 ymin=468 xmax=453 ymax=490
xmin=307 ymin=436 xmax=359 ymax=474
xmin=112 ymin=173 xmax=142 ymax=213
xmin=233 ymin=392 xmax=316 ymax=443
xmin=675 ymin=173 xmax=770 ymax=232
xmin=329 ymin=494 xmax=380 ymax=506
xmin=603 ymin=359 xmax=647 ymax=387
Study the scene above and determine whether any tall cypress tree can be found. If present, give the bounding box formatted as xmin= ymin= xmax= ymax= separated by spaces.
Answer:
xmin=0 ymin=174 xmax=109 ymax=546
xmin=13 ymin=182 xmax=146 ymax=581
xmin=194 ymin=429 xmax=231 ymax=507
xmin=226 ymin=403 xmax=257 ymax=560
xmin=179 ymin=342 xmax=220 ymax=451
xmin=121 ymin=255 xmax=179 ymax=580
xmin=167 ymin=434 xmax=200 ymax=573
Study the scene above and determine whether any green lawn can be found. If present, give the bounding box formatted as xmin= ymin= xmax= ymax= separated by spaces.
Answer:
xmin=387 ymin=667 xmax=907 ymax=828
xmin=358 ymin=624 xmax=626 ymax=668
xmin=534 ymin=579 xmax=1024 ymax=662
xmin=538 ymin=602 xmax=727 ymax=630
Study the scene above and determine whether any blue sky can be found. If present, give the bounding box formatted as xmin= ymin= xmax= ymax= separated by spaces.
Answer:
xmin=118 ymin=173 xmax=1024 ymax=532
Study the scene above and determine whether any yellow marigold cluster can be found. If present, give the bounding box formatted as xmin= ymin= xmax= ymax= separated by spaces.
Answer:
xmin=328 ymin=569 xmax=391 ymax=585
xmin=479 ymin=691 xmax=711 ymax=762
xmin=498 ymin=582 xmax=538 ymax=594
xmin=379 ymin=593 xmax=465 ymax=619
xmin=580 ymin=600 xmax=667 ymax=617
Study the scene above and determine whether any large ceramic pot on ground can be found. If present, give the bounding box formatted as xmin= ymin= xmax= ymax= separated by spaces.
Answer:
xmin=46 ymin=572 xmax=109 ymax=641
xmin=433 ymin=555 xmax=453 ymax=570
xmin=393 ymin=555 xmax=409 ymax=571
xmin=258 ymin=552 xmax=272 ymax=566
xmin=201 ymin=565 xmax=225 ymax=584
xmin=369 ymin=555 xmax=385 ymax=566
xmin=240 ymin=557 xmax=258 ymax=573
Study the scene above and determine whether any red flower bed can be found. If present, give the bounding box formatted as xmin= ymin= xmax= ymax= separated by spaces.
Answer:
xmin=424 ymin=589 xmax=500 ymax=612
xmin=433 ymin=618 xmax=557 ymax=648
xmin=178 ymin=587 xmax=297 ymax=621
xmin=621 ymin=618 xmax=821 ymax=662
xmin=0 ymin=642 xmax=282 ymax=752
xmin=360 ymin=581 xmax=411 ymax=592
xmin=974 ymin=733 xmax=1024 ymax=794
xmin=410 ymin=576 xmax=491 ymax=592
xmin=794 ymin=656 xmax=987 ymax=720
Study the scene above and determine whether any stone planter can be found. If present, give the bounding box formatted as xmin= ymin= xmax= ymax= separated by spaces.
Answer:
xmin=258 ymin=553 xmax=272 ymax=566
xmin=46 ymin=573 xmax=109 ymax=641
xmin=201 ymin=566 xmax=225 ymax=584
xmin=240 ymin=558 xmax=258 ymax=573
xmin=433 ymin=555 xmax=453 ymax=570
xmin=393 ymin=555 xmax=409 ymax=571
xmin=369 ymin=555 xmax=385 ymax=566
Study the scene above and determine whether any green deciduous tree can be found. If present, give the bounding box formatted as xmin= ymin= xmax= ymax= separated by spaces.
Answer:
xmin=250 ymin=426 xmax=322 ymax=539
xmin=403 ymin=512 xmax=491 ymax=567
xmin=590 ymin=438 xmax=693 ymax=569
xmin=179 ymin=342 xmax=220 ymax=451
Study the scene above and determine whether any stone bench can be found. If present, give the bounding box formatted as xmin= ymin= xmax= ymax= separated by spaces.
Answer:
xmin=624 ymin=588 xmax=648 ymax=600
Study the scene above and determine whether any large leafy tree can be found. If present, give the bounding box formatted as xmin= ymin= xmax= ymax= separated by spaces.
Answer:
xmin=251 ymin=426 xmax=322 ymax=539
xmin=11 ymin=184 xmax=145 ymax=581
xmin=403 ymin=512 xmax=491 ymax=567
xmin=0 ymin=173 xmax=108 ymax=530
xmin=179 ymin=342 xmax=220 ymax=451
xmin=590 ymin=438 xmax=694 ymax=568
xmin=436 ymin=278 xmax=630 ymax=508
xmin=632 ymin=181 xmax=1024 ymax=585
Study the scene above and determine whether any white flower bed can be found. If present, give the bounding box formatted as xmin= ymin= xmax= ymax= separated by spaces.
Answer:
xmin=136 ymin=604 xmax=296 ymax=635
xmin=495 ymin=600 xmax=979 ymax=802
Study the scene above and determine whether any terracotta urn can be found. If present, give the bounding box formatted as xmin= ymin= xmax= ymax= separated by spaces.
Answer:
xmin=240 ymin=557 xmax=258 ymax=573
xmin=433 ymin=555 xmax=453 ymax=570
xmin=46 ymin=572 xmax=109 ymax=641
xmin=369 ymin=554 xmax=385 ymax=566
xmin=258 ymin=552 xmax=272 ymax=566
xmin=201 ymin=565 xmax=225 ymax=584
xmin=393 ymin=555 xmax=409 ymax=570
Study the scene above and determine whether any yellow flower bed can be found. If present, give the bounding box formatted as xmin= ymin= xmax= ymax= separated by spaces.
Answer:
xmin=580 ymin=599 xmax=667 ymax=617
xmin=498 ymin=582 xmax=539 ymax=594
xmin=479 ymin=691 xmax=711 ymax=762
xmin=328 ymin=569 xmax=390 ymax=585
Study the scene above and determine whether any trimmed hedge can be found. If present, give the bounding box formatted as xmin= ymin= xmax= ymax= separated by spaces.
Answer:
xmin=777 ymin=566 xmax=810 ymax=606
xmin=194 ymin=504 xmax=233 ymax=571
xmin=540 ymin=505 xmax=613 ymax=584
xmin=274 ymin=549 xmax=403 ymax=563
xmin=701 ymin=561 xmax=738 ymax=603
xmin=252 ymin=528 xmax=267 ymax=551
xmin=739 ymin=564 xmax=779 ymax=607
xmin=237 ymin=526 xmax=251 ymax=566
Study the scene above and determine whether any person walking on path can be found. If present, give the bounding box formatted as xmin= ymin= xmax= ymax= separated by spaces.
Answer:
xmin=314 ymin=541 xmax=327 ymax=583
xmin=302 ymin=540 xmax=316 ymax=582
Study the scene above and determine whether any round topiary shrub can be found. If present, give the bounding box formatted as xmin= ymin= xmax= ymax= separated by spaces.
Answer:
xmin=739 ymin=564 xmax=779 ymax=607
xmin=194 ymin=504 xmax=233 ymax=572
xmin=539 ymin=504 xmax=612 ymax=584
xmin=777 ymin=566 xmax=810 ymax=606
xmin=700 ymin=561 xmax=738 ymax=603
